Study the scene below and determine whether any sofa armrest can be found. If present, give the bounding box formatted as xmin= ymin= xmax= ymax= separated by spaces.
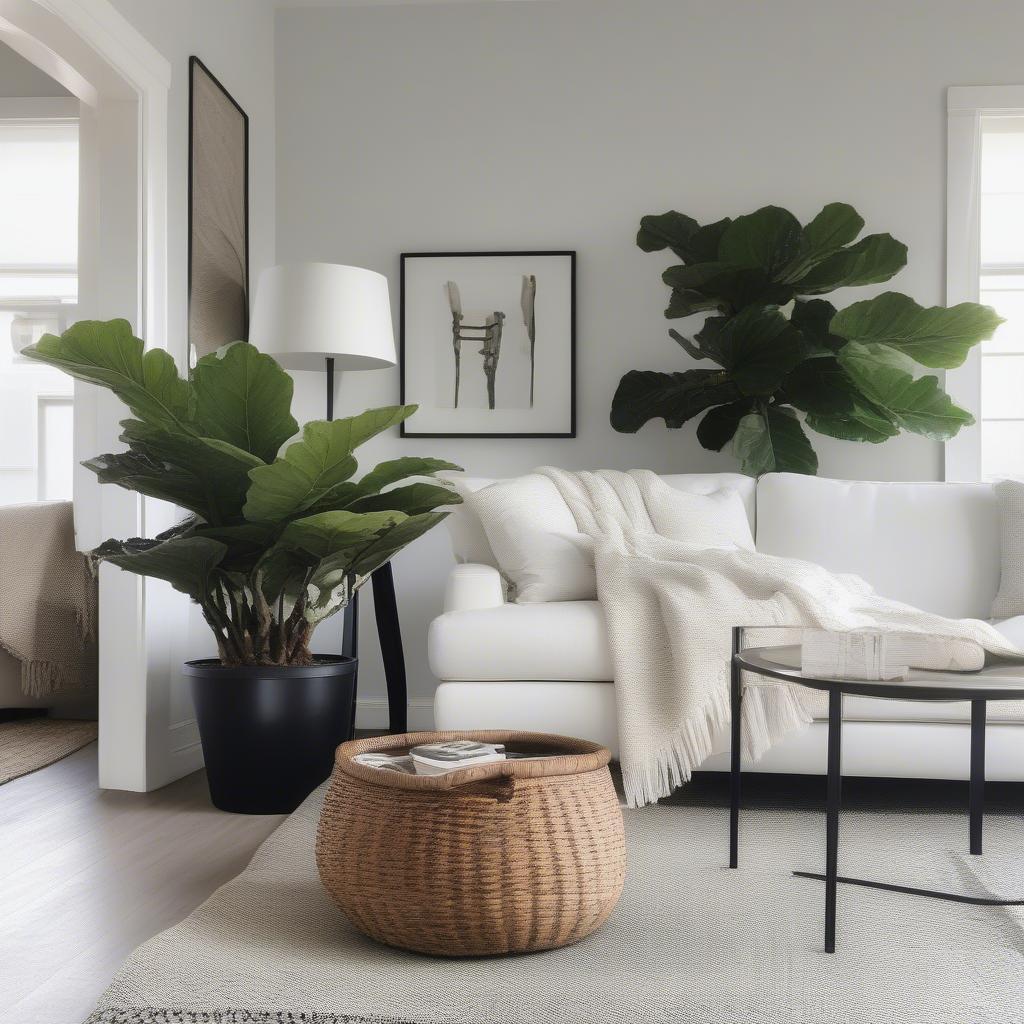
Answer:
xmin=443 ymin=563 xmax=506 ymax=612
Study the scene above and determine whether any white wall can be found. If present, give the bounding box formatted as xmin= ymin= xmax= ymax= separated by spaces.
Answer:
xmin=273 ymin=0 xmax=1024 ymax=720
xmin=110 ymin=0 xmax=276 ymax=349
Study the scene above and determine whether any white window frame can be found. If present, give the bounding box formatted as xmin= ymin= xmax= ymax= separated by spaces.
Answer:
xmin=36 ymin=393 xmax=73 ymax=501
xmin=0 ymin=99 xmax=81 ymax=350
xmin=945 ymin=85 xmax=1024 ymax=481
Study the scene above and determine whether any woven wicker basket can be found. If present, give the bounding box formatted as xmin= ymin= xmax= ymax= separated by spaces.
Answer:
xmin=315 ymin=730 xmax=626 ymax=957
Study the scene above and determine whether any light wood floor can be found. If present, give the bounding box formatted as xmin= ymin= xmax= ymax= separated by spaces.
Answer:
xmin=0 ymin=743 xmax=285 ymax=1024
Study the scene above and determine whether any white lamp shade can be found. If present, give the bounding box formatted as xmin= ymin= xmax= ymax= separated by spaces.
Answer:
xmin=248 ymin=262 xmax=397 ymax=372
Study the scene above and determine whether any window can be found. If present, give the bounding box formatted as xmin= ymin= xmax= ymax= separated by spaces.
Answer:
xmin=0 ymin=114 xmax=78 ymax=505
xmin=978 ymin=117 xmax=1024 ymax=480
xmin=947 ymin=88 xmax=1024 ymax=480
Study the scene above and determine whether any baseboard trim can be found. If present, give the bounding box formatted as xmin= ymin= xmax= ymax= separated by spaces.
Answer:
xmin=355 ymin=697 xmax=434 ymax=731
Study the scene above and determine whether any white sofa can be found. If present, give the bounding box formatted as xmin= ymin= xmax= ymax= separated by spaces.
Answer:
xmin=429 ymin=472 xmax=1024 ymax=782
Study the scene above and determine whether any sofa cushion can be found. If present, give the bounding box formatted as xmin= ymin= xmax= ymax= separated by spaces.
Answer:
xmin=755 ymin=473 xmax=1000 ymax=620
xmin=429 ymin=600 xmax=613 ymax=681
xmin=467 ymin=473 xmax=755 ymax=603
xmin=442 ymin=471 xmax=757 ymax=567
xmin=430 ymin=599 xmax=1024 ymax=724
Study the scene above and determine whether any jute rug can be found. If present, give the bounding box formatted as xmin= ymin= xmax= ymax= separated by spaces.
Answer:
xmin=86 ymin=784 xmax=1024 ymax=1023
xmin=0 ymin=717 xmax=97 ymax=784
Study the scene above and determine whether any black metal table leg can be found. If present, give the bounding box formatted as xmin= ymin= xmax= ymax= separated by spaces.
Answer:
xmin=970 ymin=699 xmax=986 ymax=856
xmin=342 ymin=591 xmax=359 ymax=740
xmin=824 ymin=687 xmax=843 ymax=954
xmin=729 ymin=626 xmax=742 ymax=869
xmin=372 ymin=562 xmax=408 ymax=734
xmin=795 ymin=690 xmax=1022 ymax=909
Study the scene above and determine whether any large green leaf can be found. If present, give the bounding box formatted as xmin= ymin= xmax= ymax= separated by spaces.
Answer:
xmin=778 ymin=203 xmax=864 ymax=283
xmin=194 ymin=522 xmax=277 ymax=573
xmin=356 ymin=457 xmax=463 ymax=495
xmin=801 ymin=202 xmax=864 ymax=255
xmin=666 ymin=288 xmax=722 ymax=319
xmin=731 ymin=406 xmax=819 ymax=476
xmin=280 ymin=509 xmax=407 ymax=559
xmin=782 ymin=357 xmax=857 ymax=415
xmin=696 ymin=400 xmax=753 ymax=452
xmin=243 ymin=414 xmax=402 ymax=523
xmin=347 ymin=482 xmax=461 ymax=516
xmin=837 ymin=342 xmax=975 ymax=440
xmin=805 ymin=401 xmax=899 ymax=444
xmin=636 ymin=211 xmax=700 ymax=257
xmin=319 ymin=405 xmax=417 ymax=452
xmin=84 ymin=451 xmax=212 ymax=518
xmin=23 ymin=320 xmax=191 ymax=433
xmin=662 ymin=264 xmax=793 ymax=315
xmin=790 ymin=299 xmax=845 ymax=355
xmin=120 ymin=419 xmax=262 ymax=524
xmin=686 ymin=218 xmax=733 ymax=262
xmin=718 ymin=206 xmax=803 ymax=276
xmin=294 ymin=511 xmax=449 ymax=625
xmin=348 ymin=512 xmax=451 ymax=579
xmin=192 ymin=342 xmax=299 ymax=462
xmin=91 ymin=535 xmax=226 ymax=602
xmin=793 ymin=234 xmax=907 ymax=294
xmin=830 ymin=292 xmax=1003 ymax=369
xmin=243 ymin=408 xmax=425 ymax=523
xmin=693 ymin=317 xmax=731 ymax=365
xmin=716 ymin=306 xmax=808 ymax=395
xmin=668 ymin=329 xmax=708 ymax=361
xmin=610 ymin=369 xmax=741 ymax=432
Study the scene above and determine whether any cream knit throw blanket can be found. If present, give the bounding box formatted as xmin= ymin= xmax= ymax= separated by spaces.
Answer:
xmin=0 ymin=501 xmax=97 ymax=696
xmin=538 ymin=468 xmax=1024 ymax=807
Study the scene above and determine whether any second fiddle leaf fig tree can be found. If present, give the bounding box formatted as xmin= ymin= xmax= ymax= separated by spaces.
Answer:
xmin=611 ymin=202 xmax=1003 ymax=475
xmin=23 ymin=320 xmax=460 ymax=667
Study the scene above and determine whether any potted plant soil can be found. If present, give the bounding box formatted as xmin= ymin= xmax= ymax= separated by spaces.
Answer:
xmin=25 ymin=320 xmax=460 ymax=813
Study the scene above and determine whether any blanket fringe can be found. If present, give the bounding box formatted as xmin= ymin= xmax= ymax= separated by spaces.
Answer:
xmin=21 ymin=659 xmax=89 ymax=698
xmin=620 ymin=681 xmax=812 ymax=808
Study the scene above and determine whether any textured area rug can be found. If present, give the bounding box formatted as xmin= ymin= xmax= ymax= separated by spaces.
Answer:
xmin=86 ymin=784 xmax=1024 ymax=1023
xmin=0 ymin=718 xmax=97 ymax=784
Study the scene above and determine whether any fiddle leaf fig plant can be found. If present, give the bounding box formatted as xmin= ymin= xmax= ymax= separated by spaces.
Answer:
xmin=23 ymin=320 xmax=461 ymax=667
xmin=612 ymin=202 xmax=1004 ymax=475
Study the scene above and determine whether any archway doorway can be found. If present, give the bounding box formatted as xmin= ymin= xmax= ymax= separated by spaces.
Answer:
xmin=0 ymin=0 xmax=186 ymax=791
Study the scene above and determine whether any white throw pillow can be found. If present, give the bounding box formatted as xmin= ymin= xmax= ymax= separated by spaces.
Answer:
xmin=993 ymin=479 xmax=1024 ymax=618
xmin=440 ymin=473 xmax=499 ymax=566
xmin=466 ymin=472 xmax=754 ymax=603
xmin=644 ymin=475 xmax=755 ymax=553
xmin=466 ymin=474 xmax=595 ymax=602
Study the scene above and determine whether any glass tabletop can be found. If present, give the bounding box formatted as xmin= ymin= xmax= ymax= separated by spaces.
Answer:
xmin=736 ymin=644 xmax=1024 ymax=701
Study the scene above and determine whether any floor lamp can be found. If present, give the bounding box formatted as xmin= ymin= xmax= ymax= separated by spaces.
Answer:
xmin=249 ymin=262 xmax=409 ymax=735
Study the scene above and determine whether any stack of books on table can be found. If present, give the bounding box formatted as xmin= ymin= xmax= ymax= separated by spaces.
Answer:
xmin=355 ymin=740 xmax=536 ymax=776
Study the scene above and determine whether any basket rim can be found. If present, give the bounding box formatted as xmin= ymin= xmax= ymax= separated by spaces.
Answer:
xmin=335 ymin=730 xmax=612 ymax=791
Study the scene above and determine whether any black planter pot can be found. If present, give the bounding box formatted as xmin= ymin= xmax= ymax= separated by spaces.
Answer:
xmin=185 ymin=656 xmax=357 ymax=815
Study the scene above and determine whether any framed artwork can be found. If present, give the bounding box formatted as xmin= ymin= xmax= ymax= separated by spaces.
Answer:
xmin=188 ymin=56 xmax=250 ymax=364
xmin=400 ymin=251 xmax=575 ymax=437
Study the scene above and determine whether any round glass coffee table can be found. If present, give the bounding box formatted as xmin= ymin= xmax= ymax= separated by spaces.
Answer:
xmin=728 ymin=626 xmax=1024 ymax=953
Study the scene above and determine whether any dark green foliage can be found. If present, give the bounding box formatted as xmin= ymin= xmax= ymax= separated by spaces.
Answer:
xmin=612 ymin=203 xmax=1003 ymax=475
xmin=24 ymin=322 xmax=460 ymax=665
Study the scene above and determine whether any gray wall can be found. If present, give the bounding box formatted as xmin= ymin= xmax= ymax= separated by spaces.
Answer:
xmin=0 ymin=41 xmax=71 ymax=96
xmin=274 ymin=0 xmax=1024 ymax=720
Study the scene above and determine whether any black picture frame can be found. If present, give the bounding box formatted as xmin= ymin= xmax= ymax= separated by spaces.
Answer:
xmin=399 ymin=250 xmax=576 ymax=438
xmin=187 ymin=55 xmax=250 ymax=362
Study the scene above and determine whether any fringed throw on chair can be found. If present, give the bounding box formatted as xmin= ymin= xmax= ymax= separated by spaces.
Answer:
xmin=0 ymin=501 xmax=97 ymax=696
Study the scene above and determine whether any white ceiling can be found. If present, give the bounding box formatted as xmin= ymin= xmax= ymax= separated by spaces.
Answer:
xmin=274 ymin=0 xmax=544 ymax=7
